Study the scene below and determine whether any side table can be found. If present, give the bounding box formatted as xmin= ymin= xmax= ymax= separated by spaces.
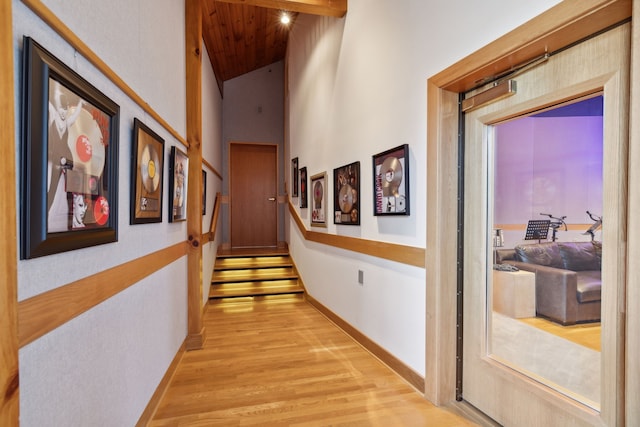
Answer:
xmin=492 ymin=269 xmax=536 ymax=318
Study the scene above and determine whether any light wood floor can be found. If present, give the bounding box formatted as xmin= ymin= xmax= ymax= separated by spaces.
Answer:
xmin=519 ymin=317 xmax=601 ymax=352
xmin=149 ymin=294 xmax=479 ymax=426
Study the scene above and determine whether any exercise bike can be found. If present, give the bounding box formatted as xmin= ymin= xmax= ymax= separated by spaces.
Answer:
xmin=540 ymin=213 xmax=567 ymax=242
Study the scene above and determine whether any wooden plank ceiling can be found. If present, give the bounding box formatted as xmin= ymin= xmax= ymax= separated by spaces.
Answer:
xmin=202 ymin=0 xmax=347 ymax=89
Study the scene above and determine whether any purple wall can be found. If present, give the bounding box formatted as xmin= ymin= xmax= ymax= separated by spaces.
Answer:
xmin=494 ymin=113 xmax=603 ymax=245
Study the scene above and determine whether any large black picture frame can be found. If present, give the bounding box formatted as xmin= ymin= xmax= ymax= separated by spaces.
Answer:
xmin=21 ymin=37 xmax=120 ymax=259
xmin=333 ymin=161 xmax=360 ymax=225
xmin=130 ymin=118 xmax=164 ymax=224
xmin=372 ymin=144 xmax=410 ymax=216
xmin=310 ymin=172 xmax=327 ymax=227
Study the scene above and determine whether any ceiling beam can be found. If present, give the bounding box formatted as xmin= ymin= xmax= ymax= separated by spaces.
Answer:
xmin=213 ymin=0 xmax=347 ymax=17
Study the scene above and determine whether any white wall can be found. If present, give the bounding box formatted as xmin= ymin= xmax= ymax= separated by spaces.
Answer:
xmin=286 ymin=0 xmax=561 ymax=377
xmin=39 ymin=0 xmax=187 ymax=136
xmin=13 ymin=1 xmax=222 ymax=425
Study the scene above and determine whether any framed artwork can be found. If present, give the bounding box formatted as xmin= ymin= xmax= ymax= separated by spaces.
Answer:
xmin=291 ymin=157 xmax=299 ymax=197
xmin=20 ymin=37 xmax=120 ymax=259
xmin=310 ymin=172 xmax=327 ymax=227
xmin=372 ymin=144 xmax=410 ymax=216
xmin=202 ymin=169 xmax=207 ymax=215
xmin=130 ymin=118 xmax=164 ymax=224
xmin=333 ymin=161 xmax=360 ymax=225
xmin=169 ymin=146 xmax=189 ymax=222
xmin=300 ymin=166 xmax=308 ymax=208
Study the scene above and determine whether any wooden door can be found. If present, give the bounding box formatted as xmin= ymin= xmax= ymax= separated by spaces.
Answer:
xmin=462 ymin=24 xmax=628 ymax=425
xmin=230 ymin=143 xmax=277 ymax=248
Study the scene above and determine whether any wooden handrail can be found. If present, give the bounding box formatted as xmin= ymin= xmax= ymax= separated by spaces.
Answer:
xmin=206 ymin=192 xmax=222 ymax=242
xmin=288 ymin=201 xmax=426 ymax=268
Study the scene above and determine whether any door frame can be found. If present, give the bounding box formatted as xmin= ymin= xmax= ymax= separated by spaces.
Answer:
xmin=425 ymin=0 xmax=638 ymax=424
xmin=228 ymin=141 xmax=279 ymax=248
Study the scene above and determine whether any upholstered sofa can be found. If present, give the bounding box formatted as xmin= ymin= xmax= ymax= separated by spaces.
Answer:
xmin=495 ymin=241 xmax=601 ymax=325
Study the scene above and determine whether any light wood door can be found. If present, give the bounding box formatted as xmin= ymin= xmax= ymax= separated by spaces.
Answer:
xmin=230 ymin=143 xmax=277 ymax=248
xmin=462 ymin=24 xmax=629 ymax=426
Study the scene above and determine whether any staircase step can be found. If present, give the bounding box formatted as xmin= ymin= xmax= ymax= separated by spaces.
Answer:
xmin=209 ymin=280 xmax=304 ymax=299
xmin=210 ymin=247 xmax=303 ymax=300
xmin=209 ymin=293 xmax=305 ymax=306
xmin=212 ymin=267 xmax=298 ymax=284
xmin=216 ymin=247 xmax=289 ymax=259
xmin=214 ymin=255 xmax=292 ymax=271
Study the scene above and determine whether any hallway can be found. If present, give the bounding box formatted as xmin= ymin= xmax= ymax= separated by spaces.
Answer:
xmin=149 ymin=295 xmax=478 ymax=426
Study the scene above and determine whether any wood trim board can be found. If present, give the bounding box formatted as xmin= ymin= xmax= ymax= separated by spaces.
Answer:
xmin=626 ymin=2 xmax=640 ymax=424
xmin=288 ymin=200 xmax=425 ymax=268
xmin=202 ymin=158 xmax=222 ymax=180
xmin=135 ymin=341 xmax=186 ymax=427
xmin=18 ymin=242 xmax=188 ymax=348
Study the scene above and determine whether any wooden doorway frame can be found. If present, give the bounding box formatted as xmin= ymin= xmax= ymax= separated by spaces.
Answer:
xmin=425 ymin=0 xmax=638 ymax=425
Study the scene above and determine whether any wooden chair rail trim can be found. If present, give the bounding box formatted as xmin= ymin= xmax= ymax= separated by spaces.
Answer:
xmin=135 ymin=341 xmax=186 ymax=427
xmin=202 ymin=158 xmax=222 ymax=180
xmin=20 ymin=0 xmax=188 ymax=148
xmin=18 ymin=242 xmax=189 ymax=348
xmin=305 ymin=294 xmax=425 ymax=392
xmin=288 ymin=201 xmax=426 ymax=268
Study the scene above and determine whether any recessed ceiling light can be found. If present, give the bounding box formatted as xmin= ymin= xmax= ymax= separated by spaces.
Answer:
xmin=280 ymin=12 xmax=291 ymax=25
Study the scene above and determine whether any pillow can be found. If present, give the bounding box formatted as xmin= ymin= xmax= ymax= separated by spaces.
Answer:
xmin=557 ymin=242 xmax=600 ymax=271
xmin=514 ymin=243 xmax=563 ymax=268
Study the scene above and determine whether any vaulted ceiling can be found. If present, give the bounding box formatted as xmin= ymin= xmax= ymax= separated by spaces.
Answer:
xmin=202 ymin=0 xmax=347 ymax=90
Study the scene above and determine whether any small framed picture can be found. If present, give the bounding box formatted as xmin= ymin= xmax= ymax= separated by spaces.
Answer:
xmin=291 ymin=157 xmax=299 ymax=197
xmin=333 ymin=161 xmax=360 ymax=225
xmin=372 ymin=144 xmax=410 ymax=216
xmin=310 ymin=172 xmax=327 ymax=227
xmin=300 ymin=166 xmax=308 ymax=208
xmin=131 ymin=118 xmax=164 ymax=224
xmin=169 ymin=146 xmax=189 ymax=222
xmin=20 ymin=37 xmax=120 ymax=259
xmin=202 ymin=170 xmax=207 ymax=215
